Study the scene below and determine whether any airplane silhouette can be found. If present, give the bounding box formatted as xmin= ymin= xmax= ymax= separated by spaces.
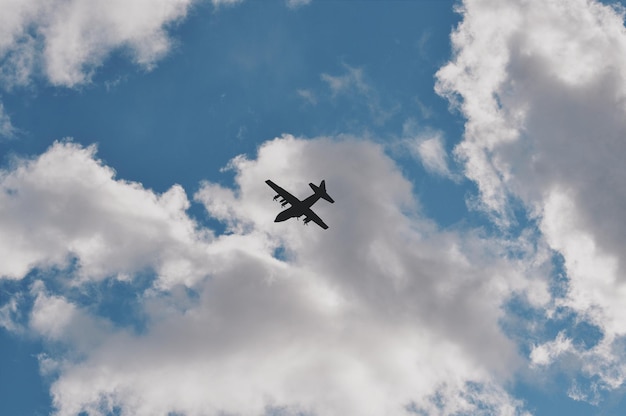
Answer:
xmin=266 ymin=179 xmax=335 ymax=229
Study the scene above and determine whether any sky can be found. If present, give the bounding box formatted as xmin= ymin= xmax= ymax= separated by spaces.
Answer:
xmin=2 ymin=0 xmax=626 ymax=415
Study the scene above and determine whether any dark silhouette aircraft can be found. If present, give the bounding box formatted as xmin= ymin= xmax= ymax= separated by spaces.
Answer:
xmin=266 ymin=179 xmax=334 ymax=229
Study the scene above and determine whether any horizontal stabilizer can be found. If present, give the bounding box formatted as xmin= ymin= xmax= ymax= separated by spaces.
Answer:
xmin=309 ymin=180 xmax=334 ymax=203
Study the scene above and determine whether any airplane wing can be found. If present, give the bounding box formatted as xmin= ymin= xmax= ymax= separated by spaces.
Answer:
xmin=303 ymin=208 xmax=328 ymax=229
xmin=265 ymin=180 xmax=299 ymax=206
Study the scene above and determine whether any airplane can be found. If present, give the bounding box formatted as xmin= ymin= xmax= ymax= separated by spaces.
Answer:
xmin=266 ymin=179 xmax=335 ymax=229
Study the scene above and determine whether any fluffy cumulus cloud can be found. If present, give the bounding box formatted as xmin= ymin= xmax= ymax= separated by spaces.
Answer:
xmin=436 ymin=0 xmax=626 ymax=399
xmin=0 ymin=140 xmax=214 ymax=286
xmin=0 ymin=0 xmax=196 ymax=87
xmin=1 ymin=136 xmax=542 ymax=415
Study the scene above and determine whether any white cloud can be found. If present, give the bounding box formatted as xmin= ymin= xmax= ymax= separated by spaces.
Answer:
xmin=417 ymin=136 xmax=450 ymax=176
xmin=0 ymin=0 xmax=199 ymax=149
xmin=530 ymin=331 xmax=573 ymax=367
xmin=0 ymin=293 xmax=21 ymax=332
xmin=0 ymin=140 xmax=214 ymax=286
xmin=211 ymin=0 xmax=244 ymax=7
xmin=296 ymin=88 xmax=317 ymax=105
xmin=0 ymin=100 xmax=16 ymax=139
xmin=321 ymin=65 xmax=369 ymax=98
xmin=321 ymin=64 xmax=396 ymax=124
xmin=436 ymin=0 xmax=626 ymax=399
xmin=286 ymin=0 xmax=312 ymax=9
xmin=0 ymin=136 xmax=542 ymax=415
xmin=390 ymin=118 xmax=461 ymax=181
xmin=401 ymin=120 xmax=456 ymax=179
xmin=0 ymin=0 xmax=196 ymax=88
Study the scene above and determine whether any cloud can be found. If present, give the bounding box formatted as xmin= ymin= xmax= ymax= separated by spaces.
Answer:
xmin=416 ymin=136 xmax=451 ymax=177
xmin=0 ymin=100 xmax=16 ymax=139
xmin=296 ymin=88 xmax=317 ymax=106
xmin=321 ymin=65 xmax=369 ymax=98
xmin=286 ymin=0 xmax=312 ymax=9
xmin=0 ymin=293 xmax=21 ymax=332
xmin=436 ymin=0 xmax=626 ymax=399
xmin=400 ymin=119 xmax=457 ymax=180
xmin=0 ymin=0 xmax=199 ymax=148
xmin=0 ymin=0 xmax=196 ymax=88
xmin=210 ymin=0 xmax=245 ymax=7
xmin=0 ymin=140 xmax=214 ymax=286
xmin=529 ymin=331 xmax=573 ymax=367
xmin=321 ymin=64 xmax=396 ymax=125
xmin=0 ymin=136 xmax=542 ymax=415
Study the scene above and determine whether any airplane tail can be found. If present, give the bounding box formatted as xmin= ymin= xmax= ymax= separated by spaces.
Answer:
xmin=309 ymin=180 xmax=335 ymax=203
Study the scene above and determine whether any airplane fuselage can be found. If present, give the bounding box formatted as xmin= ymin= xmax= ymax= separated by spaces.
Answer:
xmin=275 ymin=194 xmax=322 ymax=222
xmin=266 ymin=179 xmax=334 ymax=229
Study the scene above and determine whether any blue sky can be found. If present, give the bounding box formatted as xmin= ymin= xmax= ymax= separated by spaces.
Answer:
xmin=2 ymin=0 xmax=626 ymax=415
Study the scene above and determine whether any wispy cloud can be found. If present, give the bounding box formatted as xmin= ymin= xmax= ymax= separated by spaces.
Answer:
xmin=414 ymin=134 xmax=453 ymax=177
xmin=296 ymin=88 xmax=317 ymax=105
xmin=0 ymin=101 xmax=16 ymax=140
xmin=211 ymin=0 xmax=245 ymax=8
xmin=400 ymin=119 xmax=458 ymax=180
xmin=286 ymin=0 xmax=312 ymax=9
xmin=321 ymin=65 xmax=369 ymax=97
xmin=321 ymin=64 xmax=397 ymax=125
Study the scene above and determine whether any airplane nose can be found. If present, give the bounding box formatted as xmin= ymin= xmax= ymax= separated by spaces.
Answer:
xmin=275 ymin=211 xmax=290 ymax=222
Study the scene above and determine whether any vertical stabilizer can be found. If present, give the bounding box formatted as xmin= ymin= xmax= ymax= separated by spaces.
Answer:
xmin=309 ymin=180 xmax=334 ymax=203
